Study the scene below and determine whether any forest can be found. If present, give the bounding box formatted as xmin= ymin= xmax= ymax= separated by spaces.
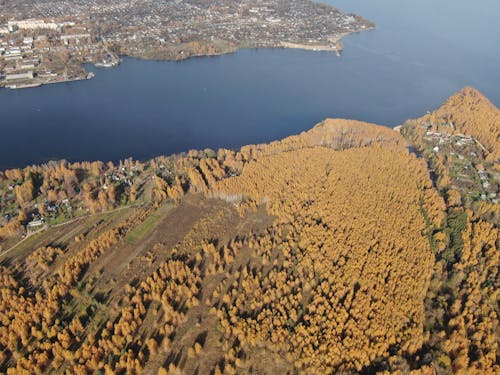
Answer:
xmin=0 ymin=87 xmax=498 ymax=374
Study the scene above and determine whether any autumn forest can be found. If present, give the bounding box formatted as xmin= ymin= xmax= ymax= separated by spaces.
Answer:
xmin=0 ymin=87 xmax=498 ymax=374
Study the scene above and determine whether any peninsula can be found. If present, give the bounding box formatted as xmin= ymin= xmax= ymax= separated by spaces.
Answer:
xmin=0 ymin=0 xmax=373 ymax=89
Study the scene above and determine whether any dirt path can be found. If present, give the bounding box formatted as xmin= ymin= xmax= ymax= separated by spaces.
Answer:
xmin=0 ymin=204 xmax=137 ymax=259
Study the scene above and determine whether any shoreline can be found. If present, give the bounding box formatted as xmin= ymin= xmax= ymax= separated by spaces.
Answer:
xmin=0 ymin=26 xmax=374 ymax=90
xmin=3 ymin=73 xmax=94 ymax=90
xmin=116 ymin=26 xmax=375 ymax=63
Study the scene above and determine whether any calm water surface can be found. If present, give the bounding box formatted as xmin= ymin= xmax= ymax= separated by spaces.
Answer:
xmin=0 ymin=0 xmax=499 ymax=169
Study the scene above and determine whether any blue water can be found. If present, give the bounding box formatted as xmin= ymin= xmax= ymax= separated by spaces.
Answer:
xmin=0 ymin=0 xmax=499 ymax=169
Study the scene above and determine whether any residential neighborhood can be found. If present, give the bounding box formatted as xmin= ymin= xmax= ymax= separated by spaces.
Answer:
xmin=401 ymin=119 xmax=499 ymax=205
xmin=0 ymin=0 xmax=373 ymax=89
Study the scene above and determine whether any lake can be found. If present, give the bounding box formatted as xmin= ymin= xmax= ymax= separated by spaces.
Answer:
xmin=1 ymin=0 xmax=499 ymax=169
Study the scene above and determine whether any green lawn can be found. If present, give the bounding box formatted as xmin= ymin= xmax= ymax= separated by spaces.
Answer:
xmin=125 ymin=207 xmax=166 ymax=244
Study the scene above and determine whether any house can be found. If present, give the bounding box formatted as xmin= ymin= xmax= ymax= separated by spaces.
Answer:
xmin=23 ymin=37 xmax=33 ymax=45
xmin=27 ymin=219 xmax=45 ymax=231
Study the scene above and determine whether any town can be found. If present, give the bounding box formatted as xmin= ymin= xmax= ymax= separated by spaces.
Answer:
xmin=0 ymin=0 xmax=373 ymax=89
xmin=0 ymin=18 xmax=118 ymax=88
xmin=399 ymin=118 xmax=499 ymax=205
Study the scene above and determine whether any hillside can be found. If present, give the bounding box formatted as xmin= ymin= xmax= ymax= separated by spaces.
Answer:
xmin=0 ymin=89 xmax=499 ymax=374
xmin=416 ymin=87 xmax=500 ymax=163
xmin=400 ymin=87 xmax=500 ymax=211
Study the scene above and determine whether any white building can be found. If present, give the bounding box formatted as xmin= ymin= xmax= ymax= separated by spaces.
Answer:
xmin=19 ymin=63 xmax=36 ymax=70
xmin=61 ymin=33 xmax=91 ymax=44
xmin=5 ymin=47 xmax=21 ymax=56
xmin=5 ymin=71 xmax=34 ymax=81
xmin=4 ymin=55 xmax=22 ymax=61
xmin=8 ymin=19 xmax=58 ymax=31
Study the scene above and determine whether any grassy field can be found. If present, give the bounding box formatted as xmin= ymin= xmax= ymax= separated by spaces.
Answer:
xmin=125 ymin=204 xmax=171 ymax=244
